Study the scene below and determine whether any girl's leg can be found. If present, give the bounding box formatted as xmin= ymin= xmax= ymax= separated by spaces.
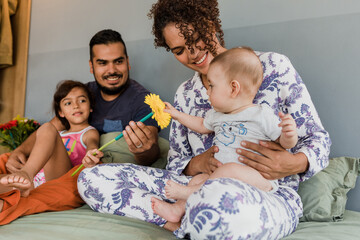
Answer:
xmin=209 ymin=163 xmax=273 ymax=192
xmin=0 ymin=123 xmax=72 ymax=195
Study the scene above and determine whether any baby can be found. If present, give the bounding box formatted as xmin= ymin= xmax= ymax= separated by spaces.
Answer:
xmin=151 ymin=47 xmax=298 ymax=223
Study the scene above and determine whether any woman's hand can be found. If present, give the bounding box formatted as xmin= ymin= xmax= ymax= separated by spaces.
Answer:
xmin=184 ymin=145 xmax=222 ymax=176
xmin=6 ymin=151 xmax=27 ymax=173
xmin=237 ymin=141 xmax=308 ymax=180
xmin=82 ymin=149 xmax=103 ymax=168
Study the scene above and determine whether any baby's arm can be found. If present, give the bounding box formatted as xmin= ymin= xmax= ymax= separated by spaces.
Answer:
xmin=164 ymin=102 xmax=212 ymax=134
xmin=278 ymin=112 xmax=298 ymax=149
xmin=82 ymin=129 xmax=102 ymax=168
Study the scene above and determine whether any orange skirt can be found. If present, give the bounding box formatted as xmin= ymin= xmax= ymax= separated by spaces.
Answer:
xmin=0 ymin=153 xmax=84 ymax=225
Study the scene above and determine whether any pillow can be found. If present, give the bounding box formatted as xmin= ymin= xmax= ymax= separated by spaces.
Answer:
xmin=298 ymin=156 xmax=359 ymax=222
xmin=99 ymin=132 xmax=169 ymax=169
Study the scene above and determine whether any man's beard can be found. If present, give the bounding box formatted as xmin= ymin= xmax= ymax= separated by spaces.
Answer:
xmin=95 ymin=73 xmax=130 ymax=95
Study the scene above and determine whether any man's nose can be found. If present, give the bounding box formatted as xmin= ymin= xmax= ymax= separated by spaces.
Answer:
xmin=107 ymin=62 xmax=116 ymax=73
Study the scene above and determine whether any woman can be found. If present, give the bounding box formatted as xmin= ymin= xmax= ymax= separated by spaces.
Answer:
xmin=78 ymin=0 xmax=331 ymax=239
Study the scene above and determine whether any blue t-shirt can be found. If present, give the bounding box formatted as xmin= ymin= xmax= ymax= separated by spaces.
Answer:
xmin=87 ymin=79 xmax=159 ymax=134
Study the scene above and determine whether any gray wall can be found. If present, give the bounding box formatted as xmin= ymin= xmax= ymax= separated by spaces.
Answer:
xmin=25 ymin=1 xmax=360 ymax=210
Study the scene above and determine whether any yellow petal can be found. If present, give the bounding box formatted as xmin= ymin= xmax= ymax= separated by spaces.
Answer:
xmin=144 ymin=94 xmax=171 ymax=129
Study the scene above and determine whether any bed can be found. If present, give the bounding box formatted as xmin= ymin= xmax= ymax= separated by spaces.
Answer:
xmin=0 ymin=133 xmax=359 ymax=239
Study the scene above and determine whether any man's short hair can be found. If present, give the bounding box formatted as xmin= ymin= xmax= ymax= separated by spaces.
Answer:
xmin=89 ymin=29 xmax=128 ymax=60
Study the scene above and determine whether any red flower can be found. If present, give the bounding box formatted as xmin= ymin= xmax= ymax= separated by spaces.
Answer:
xmin=0 ymin=120 xmax=18 ymax=130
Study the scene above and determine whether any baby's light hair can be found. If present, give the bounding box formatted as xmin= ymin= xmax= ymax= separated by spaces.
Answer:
xmin=210 ymin=47 xmax=263 ymax=96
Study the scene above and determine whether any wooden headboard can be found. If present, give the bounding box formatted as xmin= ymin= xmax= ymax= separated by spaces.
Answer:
xmin=0 ymin=0 xmax=31 ymax=154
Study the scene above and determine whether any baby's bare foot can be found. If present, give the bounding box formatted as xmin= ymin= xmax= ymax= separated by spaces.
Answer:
xmin=165 ymin=180 xmax=193 ymax=200
xmin=151 ymin=197 xmax=184 ymax=223
xmin=0 ymin=171 xmax=33 ymax=197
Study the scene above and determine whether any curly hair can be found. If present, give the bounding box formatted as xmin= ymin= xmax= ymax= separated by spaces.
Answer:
xmin=148 ymin=0 xmax=225 ymax=56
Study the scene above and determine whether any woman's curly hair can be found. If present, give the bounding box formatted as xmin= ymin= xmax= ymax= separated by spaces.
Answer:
xmin=148 ymin=0 xmax=225 ymax=56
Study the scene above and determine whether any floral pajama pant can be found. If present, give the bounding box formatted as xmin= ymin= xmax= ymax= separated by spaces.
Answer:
xmin=78 ymin=163 xmax=302 ymax=239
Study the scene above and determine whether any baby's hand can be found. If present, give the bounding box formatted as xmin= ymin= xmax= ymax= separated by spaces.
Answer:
xmin=164 ymin=102 xmax=180 ymax=120
xmin=82 ymin=149 xmax=103 ymax=168
xmin=278 ymin=112 xmax=297 ymax=138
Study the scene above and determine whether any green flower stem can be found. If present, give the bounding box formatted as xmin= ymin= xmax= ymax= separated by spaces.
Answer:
xmin=71 ymin=112 xmax=154 ymax=177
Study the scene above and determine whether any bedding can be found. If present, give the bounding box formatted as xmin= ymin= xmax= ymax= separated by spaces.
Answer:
xmin=0 ymin=206 xmax=359 ymax=240
xmin=0 ymin=138 xmax=359 ymax=239
xmin=297 ymin=156 xmax=359 ymax=222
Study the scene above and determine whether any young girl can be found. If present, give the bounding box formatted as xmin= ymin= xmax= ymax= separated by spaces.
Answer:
xmin=0 ymin=80 xmax=99 ymax=198
xmin=151 ymin=47 xmax=298 ymax=222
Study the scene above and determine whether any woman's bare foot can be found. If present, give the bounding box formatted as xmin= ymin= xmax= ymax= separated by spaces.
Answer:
xmin=0 ymin=171 xmax=33 ymax=197
xmin=151 ymin=197 xmax=185 ymax=223
xmin=165 ymin=180 xmax=195 ymax=200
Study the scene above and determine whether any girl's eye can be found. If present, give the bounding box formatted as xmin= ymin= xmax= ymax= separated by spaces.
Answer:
xmin=79 ymin=99 xmax=87 ymax=103
xmin=64 ymin=102 xmax=71 ymax=106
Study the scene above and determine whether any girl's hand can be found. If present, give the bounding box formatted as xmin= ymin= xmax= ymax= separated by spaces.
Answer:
xmin=278 ymin=112 xmax=297 ymax=138
xmin=184 ymin=145 xmax=222 ymax=176
xmin=6 ymin=151 xmax=27 ymax=173
xmin=82 ymin=149 xmax=103 ymax=168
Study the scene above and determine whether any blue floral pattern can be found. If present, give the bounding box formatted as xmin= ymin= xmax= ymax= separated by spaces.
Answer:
xmin=78 ymin=51 xmax=331 ymax=239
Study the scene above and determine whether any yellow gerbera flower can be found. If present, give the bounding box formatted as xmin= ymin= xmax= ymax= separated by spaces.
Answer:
xmin=144 ymin=93 xmax=171 ymax=129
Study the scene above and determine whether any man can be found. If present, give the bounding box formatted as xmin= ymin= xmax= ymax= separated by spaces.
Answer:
xmin=0 ymin=29 xmax=160 ymax=224
xmin=7 ymin=29 xmax=160 ymax=172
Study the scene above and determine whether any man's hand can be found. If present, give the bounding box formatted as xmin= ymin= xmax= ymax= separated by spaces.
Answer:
xmin=6 ymin=151 xmax=27 ymax=173
xmin=122 ymin=121 xmax=159 ymax=165
xmin=82 ymin=149 xmax=103 ymax=168
xmin=237 ymin=141 xmax=308 ymax=180
xmin=184 ymin=145 xmax=222 ymax=176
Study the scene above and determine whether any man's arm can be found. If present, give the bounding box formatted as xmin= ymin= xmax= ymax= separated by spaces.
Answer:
xmin=122 ymin=122 xmax=160 ymax=166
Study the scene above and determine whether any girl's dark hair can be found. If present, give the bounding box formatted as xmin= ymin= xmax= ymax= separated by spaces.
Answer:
xmin=53 ymin=80 xmax=94 ymax=130
xmin=148 ymin=0 xmax=225 ymax=56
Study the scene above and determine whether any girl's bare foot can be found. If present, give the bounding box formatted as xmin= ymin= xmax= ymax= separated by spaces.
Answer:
xmin=165 ymin=180 xmax=194 ymax=200
xmin=0 ymin=171 xmax=33 ymax=197
xmin=151 ymin=197 xmax=185 ymax=223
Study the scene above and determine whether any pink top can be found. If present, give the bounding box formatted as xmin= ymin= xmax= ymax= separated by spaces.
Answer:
xmin=60 ymin=126 xmax=96 ymax=166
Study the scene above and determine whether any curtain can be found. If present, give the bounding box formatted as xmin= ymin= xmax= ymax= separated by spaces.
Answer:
xmin=0 ymin=0 xmax=18 ymax=69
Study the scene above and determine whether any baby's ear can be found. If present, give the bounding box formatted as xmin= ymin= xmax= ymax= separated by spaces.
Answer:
xmin=230 ymin=80 xmax=241 ymax=97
